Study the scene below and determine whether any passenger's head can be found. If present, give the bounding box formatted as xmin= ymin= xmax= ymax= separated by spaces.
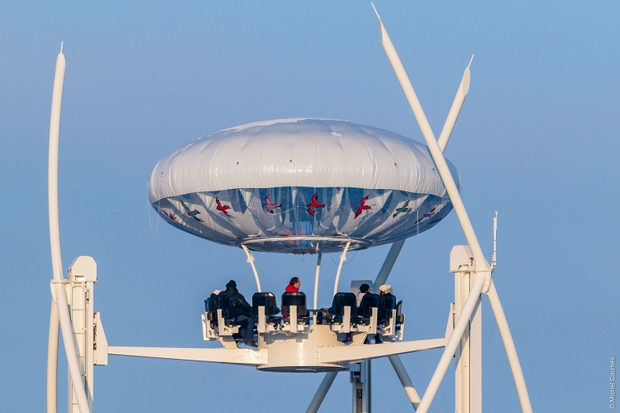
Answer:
xmin=225 ymin=280 xmax=237 ymax=289
xmin=379 ymin=285 xmax=392 ymax=295
xmin=213 ymin=289 xmax=221 ymax=295
xmin=359 ymin=283 xmax=370 ymax=293
xmin=289 ymin=277 xmax=300 ymax=288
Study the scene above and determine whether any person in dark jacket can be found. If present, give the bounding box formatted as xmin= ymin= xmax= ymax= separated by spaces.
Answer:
xmin=218 ymin=280 xmax=257 ymax=348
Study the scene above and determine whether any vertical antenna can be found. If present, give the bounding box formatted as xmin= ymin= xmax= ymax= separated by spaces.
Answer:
xmin=491 ymin=211 xmax=498 ymax=271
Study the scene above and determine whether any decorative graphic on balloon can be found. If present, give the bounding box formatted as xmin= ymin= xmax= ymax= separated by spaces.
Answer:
xmin=215 ymin=197 xmax=231 ymax=217
xmin=353 ymin=196 xmax=371 ymax=219
xmin=147 ymin=118 xmax=460 ymax=254
xmin=306 ymin=193 xmax=325 ymax=216
xmin=264 ymin=195 xmax=281 ymax=213
xmin=392 ymin=200 xmax=412 ymax=218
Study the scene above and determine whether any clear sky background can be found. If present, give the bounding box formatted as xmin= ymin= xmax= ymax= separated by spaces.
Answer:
xmin=1 ymin=1 xmax=619 ymax=412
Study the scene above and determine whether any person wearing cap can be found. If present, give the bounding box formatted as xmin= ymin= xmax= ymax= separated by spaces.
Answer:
xmin=218 ymin=280 xmax=257 ymax=348
xmin=376 ymin=284 xmax=395 ymax=344
xmin=209 ymin=289 xmax=221 ymax=300
xmin=285 ymin=277 xmax=301 ymax=293
xmin=378 ymin=284 xmax=393 ymax=296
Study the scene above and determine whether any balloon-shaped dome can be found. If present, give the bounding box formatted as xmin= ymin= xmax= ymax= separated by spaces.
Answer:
xmin=148 ymin=118 xmax=459 ymax=254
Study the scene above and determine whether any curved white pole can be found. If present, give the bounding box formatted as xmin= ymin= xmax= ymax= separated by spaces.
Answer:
xmin=333 ymin=241 xmax=351 ymax=296
xmin=241 ymin=245 xmax=261 ymax=292
xmin=313 ymin=252 xmax=322 ymax=309
xmin=48 ymin=45 xmax=92 ymax=413
xmin=486 ymin=280 xmax=533 ymax=413
xmin=49 ymin=45 xmax=65 ymax=284
xmin=47 ymin=301 xmax=59 ymax=413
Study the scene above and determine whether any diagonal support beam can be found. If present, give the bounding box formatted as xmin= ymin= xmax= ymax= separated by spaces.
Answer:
xmin=437 ymin=56 xmax=473 ymax=152
xmin=416 ymin=272 xmax=486 ymax=413
xmin=389 ymin=355 xmax=421 ymax=410
xmin=306 ymin=372 xmax=338 ymax=413
xmin=374 ymin=239 xmax=405 ymax=287
xmin=372 ymin=5 xmax=533 ymax=413
xmin=486 ymin=280 xmax=533 ymax=413
xmin=372 ymin=4 xmax=488 ymax=272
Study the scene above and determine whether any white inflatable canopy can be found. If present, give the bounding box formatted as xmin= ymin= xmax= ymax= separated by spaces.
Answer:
xmin=148 ymin=119 xmax=457 ymax=202
xmin=147 ymin=119 xmax=459 ymax=253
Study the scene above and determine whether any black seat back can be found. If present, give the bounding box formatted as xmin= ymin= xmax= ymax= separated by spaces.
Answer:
xmin=281 ymin=292 xmax=307 ymax=317
xmin=378 ymin=294 xmax=397 ymax=323
xmin=252 ymin=292 xmax=279 ymax=320
xmin=328 ymin=292 xmax=357 ymax=323
xmin=205 ymin=297 xmax=218 ymax=312
xmin=358 ymin=293 xmax=380 ymax=319
xmin=217 ymin=294 xmax=235 ymax=319
xmin=205 ymin=297 xmax=218 ymax=322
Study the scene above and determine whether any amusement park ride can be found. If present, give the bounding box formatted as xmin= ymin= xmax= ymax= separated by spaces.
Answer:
xmin=46 ymin=5 xmax=534 ymax=413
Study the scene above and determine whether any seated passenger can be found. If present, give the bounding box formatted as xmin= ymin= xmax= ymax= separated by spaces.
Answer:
xmin=285 ymin=277 xmax=301 ymax=293
xmin=356 ymin=283 xmax=371 ymax=307
xmin=218 ymin=280 xmax=257 ymax=348
xmin=348 ymin=284 xmax=371 ymax=345
xmin=356 ymin=284 xmax=383 ymax=345
xmin=375 ymin=285 xmax=396 ymax=344
xmin=378 ymin=284 xmax=393 ymax=300
xmin=205 ymin=289 xmax=221 ymax=326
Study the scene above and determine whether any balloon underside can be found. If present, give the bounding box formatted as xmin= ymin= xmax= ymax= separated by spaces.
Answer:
xmin=152 ymin=186 xmax=452 ymax=254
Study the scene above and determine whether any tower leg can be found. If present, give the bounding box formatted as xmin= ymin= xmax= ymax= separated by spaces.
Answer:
xmin=452 ymin=245 xmax=482 ymax=413
xmin=351 ymin=360 xmax=371 ymax=413
xmin=67 ymin=257 xmax=97 ymax=413
xmin=454 ymin=265 xmax=482 ymax=413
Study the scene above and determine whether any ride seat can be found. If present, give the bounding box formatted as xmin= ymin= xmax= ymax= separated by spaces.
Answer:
xmin=252 ymin=292 xmax=280 ymax=322
xmin=204 ymin=297 xmax=218 ymax=323
xmin=395 ymin=300 xmax=404 ymax=324
xmin=357 ymin=293 xmax=380 ymax=324
xmin=281 ymin=292 xmax=308 ymax=319
xmin=378 ymin=294 xmax=397 ymax=325
xmin=216 ymin=295 xmax=241 ymax=325
xmin=328 ymin=292 xmax=357 ymax=324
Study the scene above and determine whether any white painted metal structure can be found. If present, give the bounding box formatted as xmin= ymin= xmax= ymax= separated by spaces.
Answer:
xmin=46 ymin=6 xmax=534 ymax=413
xmin=371 ymin=5 xmax=533 ymax=412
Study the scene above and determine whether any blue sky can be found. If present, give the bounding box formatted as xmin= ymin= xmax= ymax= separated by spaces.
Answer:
xmin=1 ymin=1 xmax=619 ymax=412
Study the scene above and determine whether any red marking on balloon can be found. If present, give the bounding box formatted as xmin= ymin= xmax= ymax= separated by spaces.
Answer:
xmin=307 ymin=193 xmax=325 ymax=216
xmin=216 ymin=197 xmax=231 ymax=217
xmin=354 ymin=196 xmax=371 ymax=218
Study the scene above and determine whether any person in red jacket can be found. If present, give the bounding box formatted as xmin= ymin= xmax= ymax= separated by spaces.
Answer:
xmin=285 ymin=277 xmax=301 ymax=293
